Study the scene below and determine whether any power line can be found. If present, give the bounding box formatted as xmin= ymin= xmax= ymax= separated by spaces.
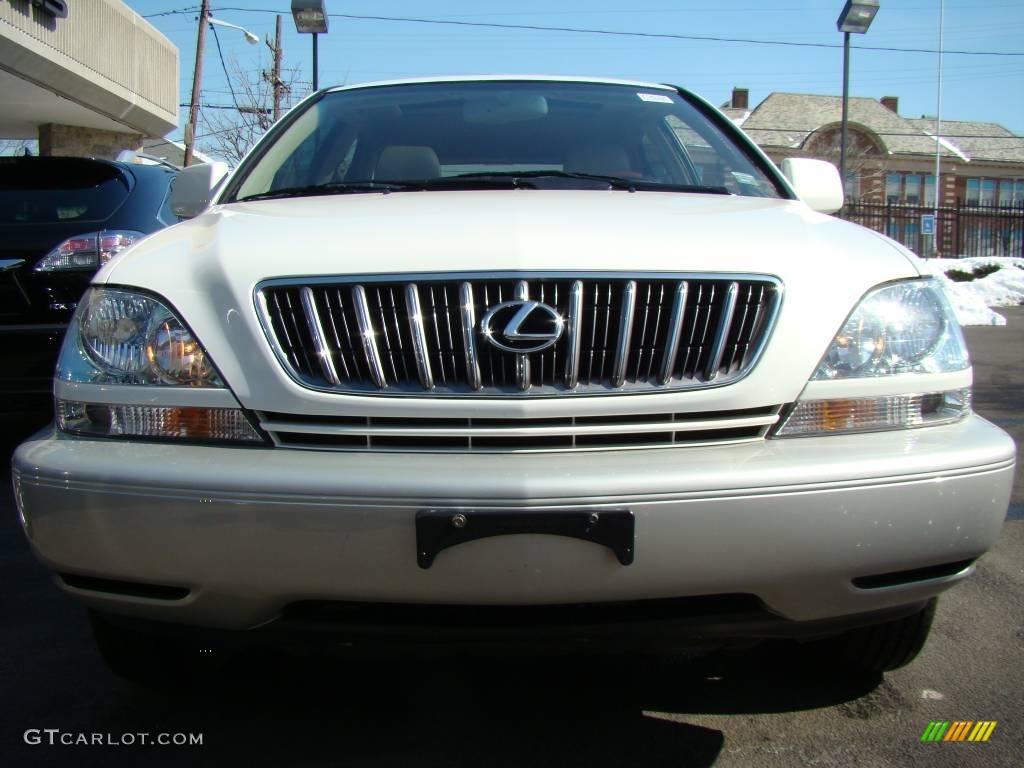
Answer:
xmin=143 ymin=6 xmax=198 ymax=19
xmin=179 ymin=103 xmax=268 ymax=110
xmin=207 ymin=6 xmax=1024 ymax=57
xmin=209 ymin=24 xmax=244 ymax=117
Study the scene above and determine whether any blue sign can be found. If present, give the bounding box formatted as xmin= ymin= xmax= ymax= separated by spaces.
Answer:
xmin=921 ymin=214 xmax=936 ymax=236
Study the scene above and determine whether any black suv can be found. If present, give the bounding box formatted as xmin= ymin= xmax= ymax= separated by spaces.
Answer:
xmin=0 ymin=156 xmax=179 ymax=419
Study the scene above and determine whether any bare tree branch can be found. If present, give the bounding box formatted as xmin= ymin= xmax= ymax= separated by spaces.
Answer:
xmin=198 ymin=57 xmax=310 ymax=165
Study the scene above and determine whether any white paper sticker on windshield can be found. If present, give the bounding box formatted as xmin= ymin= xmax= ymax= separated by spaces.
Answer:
xmin=637 ymin=93 xmax=674 ymax=104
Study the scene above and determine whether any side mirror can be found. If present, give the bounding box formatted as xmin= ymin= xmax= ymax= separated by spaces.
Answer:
xmin=782 ymin=158 xmax=844 ymax=214
xmin=171 ymin=161 xmax=230 ymax=219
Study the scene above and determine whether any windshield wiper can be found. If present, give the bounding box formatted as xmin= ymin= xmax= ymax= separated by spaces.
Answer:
xmin=236 ymin=181 xmax=424 ymax=202
xmin=236 ymin=174 xmax=731 ymax=201
xmin=431 ymin=170 xmax=729 ymax=194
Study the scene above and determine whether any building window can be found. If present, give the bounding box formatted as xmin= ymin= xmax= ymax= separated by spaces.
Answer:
xmin=998 ymin=179 xmax=1024 ymax=207
xmin=905 ymin=175 xmax=921 ymax=205
xmin=844 ymin=171 xmax=857 ymax=199
xmin=981 ymin=179 xmax=996 ymax=205
xmin=886 ymin=174 xmax=901 ymax=203
xmin=967 ymin=178 xmax=1022 ymax=207
xmin=885 ymin=173 xmax=936 ymax=206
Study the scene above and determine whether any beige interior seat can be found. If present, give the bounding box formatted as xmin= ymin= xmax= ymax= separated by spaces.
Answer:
xmin=375 ymin=146 xmax=441 ymax=180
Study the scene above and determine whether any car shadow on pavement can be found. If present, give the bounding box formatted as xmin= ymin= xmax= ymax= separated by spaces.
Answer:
xmin=19 ymin=644 xmax=881 ymax=768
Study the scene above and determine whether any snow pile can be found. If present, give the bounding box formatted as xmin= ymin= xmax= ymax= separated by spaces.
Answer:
xmin=913 ymin=256 xmax=1024 ymax=326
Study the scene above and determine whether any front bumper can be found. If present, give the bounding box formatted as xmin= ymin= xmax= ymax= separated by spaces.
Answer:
xmin=12 ymin=415 xmax=1015 ymax=633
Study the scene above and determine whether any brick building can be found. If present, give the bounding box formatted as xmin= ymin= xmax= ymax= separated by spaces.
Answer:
xmin=720 ymin=88 xmax=1024 ymax=257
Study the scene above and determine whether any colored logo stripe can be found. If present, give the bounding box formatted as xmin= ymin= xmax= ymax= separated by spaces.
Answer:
xmin=920 ymin=721 xmax=996 ymax=742
xmin=968 ymin=722 xmax=997 ymax=742
xmin=944 ymin=721 xmax=973 ymax=741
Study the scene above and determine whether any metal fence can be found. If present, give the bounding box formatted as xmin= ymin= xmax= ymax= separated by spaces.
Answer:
xmin=838 ymin=200 xmax=1024 ymax=259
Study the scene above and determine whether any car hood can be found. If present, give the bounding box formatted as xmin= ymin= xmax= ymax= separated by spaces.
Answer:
xmin=96 ymin=191 xmax=924 ymax=417
xmin=104 ymin=190 xmax=917 ymax=283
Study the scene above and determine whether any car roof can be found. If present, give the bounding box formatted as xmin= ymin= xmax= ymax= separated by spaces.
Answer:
xmin=326 ymin=75 xmax=681 ymax=94
xmin=3 ymin=155 xmax=176 ymax=178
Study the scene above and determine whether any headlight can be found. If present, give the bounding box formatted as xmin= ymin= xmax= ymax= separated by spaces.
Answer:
xmin=60 ymin=287 xmax=223 ymax=386
xmin=55 ymin=287 xmax=264 ymax=443
xmin=814 ymin=279 xmax=968 ymax=379
xmin=774 ymin=278 xmax=971 ymax=438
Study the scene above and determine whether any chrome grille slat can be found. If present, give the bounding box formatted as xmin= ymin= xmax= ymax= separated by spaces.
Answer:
xmin=514 ymin=280 xmax=531 ymax=392
xmin=352 ymin=285 xmax=387 ymax=388
xmin=405 ymin=284 xmax=434 ymax=389
xmin=612 ymin=280 xmax=636 ymax=387
xmin=257 ymin=273 xmax=780 ymax=397
xmin=705 ymin=282 xmax=739 ymax=381
xmin=459 ymin=282 xmax=482 ymax=390
xmin=659 ymin=281 xmax=688 ymax=384
xmin=299 ymin=287 xmax=340 ymax=386
xmin=565 ymin=280 xmax=583 ymax=389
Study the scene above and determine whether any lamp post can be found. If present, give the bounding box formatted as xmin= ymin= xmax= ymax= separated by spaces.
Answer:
xmin=291 ymin=0 xmax=328 ymax=91
xmin=208 ymin=17 xmax=260 ymax=45
xmin=183 ymin=2 xmax=259 ymax=167
xmin=836 ymin=0 xmax=880 ymax=201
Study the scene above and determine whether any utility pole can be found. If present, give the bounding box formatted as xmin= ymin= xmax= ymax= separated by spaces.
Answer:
xmin=263 ymin=15 xmax=286 ymax=124
xmin=183 ymin=0 xmax=210 ymax=167
xmin=272 ymin=15 xmax=283 ymax=122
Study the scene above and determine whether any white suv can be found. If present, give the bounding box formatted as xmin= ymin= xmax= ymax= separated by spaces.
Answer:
xmin=13 ymin=77 xmax=1015 ymax=684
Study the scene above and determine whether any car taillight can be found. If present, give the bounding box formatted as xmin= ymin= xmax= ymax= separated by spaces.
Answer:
xmin=34 ymin=230 xmax=144 ymax=272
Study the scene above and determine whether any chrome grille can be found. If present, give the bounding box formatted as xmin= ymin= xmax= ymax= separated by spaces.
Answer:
xmin=256 ymin=273 xmax=781 ymax=397
xmin=258 ymin=406 xmax=782 ymax=453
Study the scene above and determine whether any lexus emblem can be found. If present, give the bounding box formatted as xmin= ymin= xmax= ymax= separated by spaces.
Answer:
xmin=480 ymin=300 xmax=564 ymax=353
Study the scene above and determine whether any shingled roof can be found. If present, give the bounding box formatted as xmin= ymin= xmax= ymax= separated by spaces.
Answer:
xmin=740 ymin=92 xmax=957 ymax=158
xmin=906 ymin=118 xmax=1024 ymax=165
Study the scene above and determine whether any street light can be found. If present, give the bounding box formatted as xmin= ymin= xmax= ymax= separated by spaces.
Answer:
xmin=208 ymin=17 xmax=260 ymax=45
xmin=836 ymin=0 xmax=880 ymax=201
xmin=184 ymin=0 xmax=261 ymax=167
xmin=291 ymin=0 xmax=328 ymax=91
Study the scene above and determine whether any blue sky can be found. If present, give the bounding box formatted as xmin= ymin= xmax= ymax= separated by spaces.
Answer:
xmin=130 ymin=0 xmax=1024 ymax=145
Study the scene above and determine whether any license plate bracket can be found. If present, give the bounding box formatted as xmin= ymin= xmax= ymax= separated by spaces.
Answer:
xmin=415 ymin=508 xmax=635 ymax=569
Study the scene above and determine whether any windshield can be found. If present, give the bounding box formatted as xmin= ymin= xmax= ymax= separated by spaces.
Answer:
xmin=227 ymin=81 xmax=786 ymax=202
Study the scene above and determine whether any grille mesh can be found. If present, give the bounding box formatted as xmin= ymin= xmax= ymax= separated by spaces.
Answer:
xmin=257 ymin=274 xmax=780 ymax=396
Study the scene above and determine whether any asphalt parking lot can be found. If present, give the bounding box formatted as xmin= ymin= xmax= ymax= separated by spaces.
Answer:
xmin=2 ymin=309 xmax=1021 ymax=768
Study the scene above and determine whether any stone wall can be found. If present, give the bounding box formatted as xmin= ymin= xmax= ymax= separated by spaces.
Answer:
xmin=38 ymin=123 xmax=142 ymax=159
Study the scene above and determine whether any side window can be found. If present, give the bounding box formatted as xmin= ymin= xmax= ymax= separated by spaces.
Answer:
xmin=272 ymin=126 xmax=358 ymax=187
xmin=272 ymin=130 xmax=319 ymax=189
xmin=665 ymin=115 xmax=776 ymax=197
